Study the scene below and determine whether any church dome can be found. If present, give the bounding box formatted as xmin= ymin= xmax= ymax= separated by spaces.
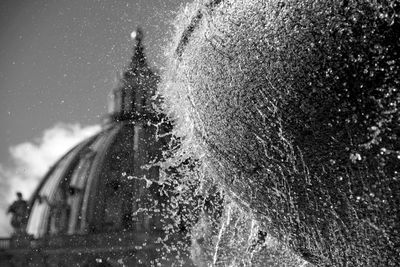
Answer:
xmin=26 ymin=116 xmax=170 ymax=238
xmin=4 ymin=29 xmax=189 ymax=266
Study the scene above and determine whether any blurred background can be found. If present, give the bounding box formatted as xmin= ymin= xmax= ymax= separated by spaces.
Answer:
xmin=0 ymin=0 xmax=190 ymax=237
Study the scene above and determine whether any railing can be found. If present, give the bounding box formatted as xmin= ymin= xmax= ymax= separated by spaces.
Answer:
xmin=0 ymin=230 xmax=166 ymax=252
xmin=0 ymin=231 xmax=190 ymax=267
xmin=0 ymin=238 xmax=10 ymax=250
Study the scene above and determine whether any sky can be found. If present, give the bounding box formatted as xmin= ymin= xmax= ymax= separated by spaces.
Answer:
xmin=0 ymin=0 xmax=190 ymax=236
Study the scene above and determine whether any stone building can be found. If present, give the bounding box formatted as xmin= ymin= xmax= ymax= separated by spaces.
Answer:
xmin=0 ymin=29 xmax=191 ymax=267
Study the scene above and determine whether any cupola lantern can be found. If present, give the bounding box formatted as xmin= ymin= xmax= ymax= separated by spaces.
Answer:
xmin=108 ymin=28 xmax=158 ymax=122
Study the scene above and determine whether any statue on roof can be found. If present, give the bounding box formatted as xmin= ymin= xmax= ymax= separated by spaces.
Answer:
xmin=7 ymin=192 xmax=29 ymax=234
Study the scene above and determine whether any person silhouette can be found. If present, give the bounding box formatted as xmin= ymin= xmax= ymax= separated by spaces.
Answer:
xmin=7 ymin=192 xmax=29 ymax=234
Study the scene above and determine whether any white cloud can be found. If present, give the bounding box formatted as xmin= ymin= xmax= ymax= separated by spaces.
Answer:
xmin=0 ymin=123 xmax=100 ymax=237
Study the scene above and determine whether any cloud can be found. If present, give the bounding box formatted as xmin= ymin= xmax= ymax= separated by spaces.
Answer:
xmin=0 ymin=123 xmax=100 ymax=237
